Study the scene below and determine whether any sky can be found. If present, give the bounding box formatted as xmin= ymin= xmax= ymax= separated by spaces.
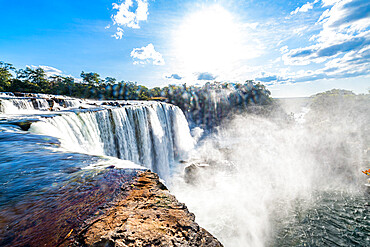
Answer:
xmin=0 ymin=0 xmax=369 ymax=97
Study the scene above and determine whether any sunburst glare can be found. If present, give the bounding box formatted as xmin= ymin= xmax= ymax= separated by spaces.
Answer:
xmin=172 ymin=5 xmax=258 ymax=79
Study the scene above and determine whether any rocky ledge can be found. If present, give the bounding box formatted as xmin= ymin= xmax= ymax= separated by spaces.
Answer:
xmin=73 ymin=171 xmax=222 ymax=247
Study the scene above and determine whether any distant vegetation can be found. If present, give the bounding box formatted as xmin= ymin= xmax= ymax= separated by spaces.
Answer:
xmin=0 ymin=61 xmax=273 ymax=128
xmin=307 ymin=89 xmax=370 ymax=124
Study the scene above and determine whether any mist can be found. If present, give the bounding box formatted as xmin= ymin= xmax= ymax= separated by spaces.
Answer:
xmin=169 ymin=92 xmax=369 ymax=246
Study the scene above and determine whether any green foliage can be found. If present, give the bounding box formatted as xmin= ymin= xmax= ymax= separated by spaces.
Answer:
xmin=80 ymin=71 xmax=101 ymax=86
xmin=0 ymin=61 xmax=15 ymax=91
xmin=16 ymin=67 xmax=50 ymax=93
xmin=105 ymin=77 xmax=116 ymax=85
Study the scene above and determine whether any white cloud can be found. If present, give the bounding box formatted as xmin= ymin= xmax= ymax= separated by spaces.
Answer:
xmin=293 ymin=27 xmax=308 ymax=36
xmin=257 ymin=44 xmax=370 ymax=85
xmin=280 ymin=45 xmax=289 ymax=54
xmin=323 ymin=45 xmax=370 ymax=77
xmin=112 ymin=27 xmax=124 ymax=39
xmin=283 ymin=0 xmax=370 ymax=75
xmin=290 ymin=0 xmax=319 ymax=15
xmin=131 ymin=43 xmax=165 ymax=65
xmin=317 ymin=8 xmax=330 ymax=22
xmin=317 ymin=0 xmax=369 ymax=34
xmin=111 ymin=0 xmax=149 ymax=38
xmin=321 ymin=0 xmax=341 ymax=7
xmin=31 ymin=65 xmax=62 ymax=77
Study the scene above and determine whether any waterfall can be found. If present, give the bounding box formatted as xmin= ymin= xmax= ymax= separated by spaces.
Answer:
xmin=0 ymin=96 xmax=83 ymax=114
xmin=0 ymin=99 xmax=19 ymax=114
xmin=63 ymin=99 xmax=81 ymax=108
xmin=29 ymin=102 xmax=194 ymax=179
xmin=0 ymin=98 xmax=50 ymax=113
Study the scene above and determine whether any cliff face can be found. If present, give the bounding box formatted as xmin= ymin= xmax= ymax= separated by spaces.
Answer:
xmin=73 ymin=171 xmax=222 ymax=247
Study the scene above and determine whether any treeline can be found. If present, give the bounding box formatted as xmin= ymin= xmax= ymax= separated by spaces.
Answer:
xmin=0 ymin=61 xmax=273 ymax=128
xmin=0 ymin=61 xmax=153 ymax=99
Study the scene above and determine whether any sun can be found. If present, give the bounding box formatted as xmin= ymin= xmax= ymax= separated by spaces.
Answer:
xmin=172 ymin=5 xmax=251 ymax=79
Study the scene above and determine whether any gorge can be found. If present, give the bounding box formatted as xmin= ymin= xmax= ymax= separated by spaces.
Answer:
xmin=0 ymin=91 xmax=369 ymax=246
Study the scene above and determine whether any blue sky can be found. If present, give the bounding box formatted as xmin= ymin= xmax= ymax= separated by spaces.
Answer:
xmin=0 ymin=0 xmax=369 ymax=97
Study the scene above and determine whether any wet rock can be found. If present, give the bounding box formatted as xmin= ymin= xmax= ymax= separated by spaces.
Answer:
xmin=50 ymin=106 xmax=62 ymax=111
xmin=183 ymin=160 xmax=236 ymax=184
xmin=73 ymin=171 xmax=223 ymax=247
xmin=184 ymin=163 xmax=211 ymax=184
xmin=8 ymin=119 xmax=39 ymax=131
xmin=13 ymin=92 xmax=26 ymax=97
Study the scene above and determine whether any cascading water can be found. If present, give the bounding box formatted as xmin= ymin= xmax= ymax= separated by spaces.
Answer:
xmin=0 ymin=98 xmax=19 ymax=114
xmin=0 ymin=95 xmax=83 ymax=114
xmin=0 ymin=98 xmax=36 ymax=113
xmin=61 ymin=99 xmax=81 ymax=108
xmin=0 ymin=98 xmax=51 ymax=113
xmin=29 ymin=102 xmax=194 ymax=179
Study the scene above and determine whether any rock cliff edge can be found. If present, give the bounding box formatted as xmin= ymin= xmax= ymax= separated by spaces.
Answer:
xmin=72 ymin=171 xmax=222 ymax=247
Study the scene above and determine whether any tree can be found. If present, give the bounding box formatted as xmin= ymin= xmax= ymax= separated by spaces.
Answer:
xmin=80 ymin=71 xmax=101 ymax=86
xmin=49 ymin=75 xmax=76 ymax=96
xmin=16 ymin=67 xmax=51 ymax=93
xmin=0 ymin=61 xmax=15 ymax=91
xmin=149 ymin=87 xmax=162 ymax=98
xmin=105 ymin=77 xmax=116 ymax=86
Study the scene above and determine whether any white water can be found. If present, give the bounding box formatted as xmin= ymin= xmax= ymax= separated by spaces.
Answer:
xmin=0 ymin=98 xmax=50 ymax=114
xmin=63 ymin=99 xmax=81 ymax=108
xmin=0 ymin=95 xmax=83 ymax=115
xmin=169 ymin=99 xmax=369 ymax=247
xmin=29 ymin=102 xmax=194 ymax=179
